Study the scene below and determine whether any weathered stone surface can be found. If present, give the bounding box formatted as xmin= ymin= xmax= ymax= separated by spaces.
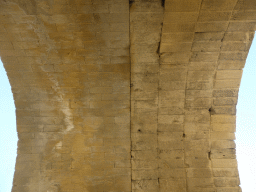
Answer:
xmin=0 ymin=0 xmax=255 ymax=191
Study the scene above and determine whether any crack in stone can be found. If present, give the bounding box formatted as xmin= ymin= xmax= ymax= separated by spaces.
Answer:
xmin=161 ymin=0 xmax=165 ymax=7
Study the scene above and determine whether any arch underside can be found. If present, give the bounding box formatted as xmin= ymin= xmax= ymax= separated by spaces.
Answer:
xmin=0 ymin=0 xmax=255 ymax=191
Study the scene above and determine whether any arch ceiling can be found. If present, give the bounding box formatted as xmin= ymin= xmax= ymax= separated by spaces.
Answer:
xmin=0 ymin=0 xmax=255 ymax=191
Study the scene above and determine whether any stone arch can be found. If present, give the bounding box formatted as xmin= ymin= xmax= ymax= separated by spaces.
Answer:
xmin=0 ymin=0 xmax=255 ymax=191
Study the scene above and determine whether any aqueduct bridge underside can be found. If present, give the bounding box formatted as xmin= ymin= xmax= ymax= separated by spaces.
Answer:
xmin=1 ymin=0 xmax=256 ymax=191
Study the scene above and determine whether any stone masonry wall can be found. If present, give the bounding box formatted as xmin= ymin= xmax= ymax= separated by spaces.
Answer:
xmin=0 ymin=0 xmax=256 ymax=191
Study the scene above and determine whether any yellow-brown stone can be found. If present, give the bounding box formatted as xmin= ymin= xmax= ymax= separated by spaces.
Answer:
xmin=0 ymin=0 xmax=255 ymax=191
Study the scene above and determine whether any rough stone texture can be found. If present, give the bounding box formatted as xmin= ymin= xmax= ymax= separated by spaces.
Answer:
xmin=0 ymin=0 xmax=255 ymax=191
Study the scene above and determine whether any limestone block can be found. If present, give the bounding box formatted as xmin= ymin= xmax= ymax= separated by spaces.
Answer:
xmin=115 ymin=160 xmax=131 ymax=168
xmin=159 ymin=90 xmax=185 ymax=99
xmin=158 ymin=139 xmax=183 ymax=150
xmin=131 ymin=150 xmax=158 ymax=161
xmin=131 ymin=123 xmax=157 ymax=134
xmin=198 ymin=11 xmax=231 ymax=22
xmin=185 ymin=149 xmax=209 ymax=158
xmin=211 ymin=140 xmax=236 ymax=149
xmin=0 ymin=25 xmax=5 ymax=32
xmin=212 ymin=159 xmax=237 ymax=168
xmin=185 ymin=158 xmax=211 ymax=168
xmin=234 ymin=0 xmax=256 ymax=10
xmin=1 ymin=0 xmax=252 ymax=191
xmin=134 ymin=100 xmax=158 ymax=109
xmin=131 ymin=43 xmax=159 ymax=53
xmin=160 ymin=81 xmax=186 ymax=90
xmin=232 ymin=10 xmax=256 ymax=21
xmin=213 ymin=168 xmax=239 ymax=177
xmin=0 ymin=41 xmax=13 ymax=49
xmin=159 ymin=178 xmax=186 ymax=192
xmin=213 ymin=97 xmax=237 ymax=106
xmin=132 ymin=109 xmax=157 ymax=124
xmin=190 ymin=52 xmax=219 ymax=62
xmin=158 ymin=132 xmax=183 ymax=140
xmin=213 ymin=89 xmax=239 ymax=97
xmin=228 ymin=21 xmax=256 ymax=31
xmin=185 ymin=110 xmax=210 ymax=123
xmin=201 ymin=0 xmax=237 ymax=11
xmin=216 ymin=70 xmax=243 ymax=80
xmin=220 ymin=52 xmax=248 ymax=61
xmin=131 ymin=53 xmax=159 ymax=63
xmin=130 ymin=12 xmax=163 ymax=23
xmin=184 ymin=122 xmax=210 ymax=132
xmin=0 ymin=14 xmax=15 ymax=23
xmin=109 ymin=3 xmax=129 ymax=13
xmin=187 ymin=81 xmax=213 ymax=90
xmin=12 ymin=185 xmax=39 ymax=192
xmin=187 ymin=71 xmax=215 ymax=81
xmin=162 ymin=23 xmax=195 ymax=33
xmin=18 ymin=133 xmax=35 ymax=139
xmin=186 ymin=90 xmax=212 ymax=98
xmin=130 ymin=1 xmax=162 ymax=12
xmin=211 ymin=132 xmax=236 ymax=140
xmin=192 ymin=41 xmax=222 ymax=52
xmin=3 ymin=63 xmax=32 ymax=72
xmin=163 ymin=107 xmax=184 ymax=115
xmin=185 ymin=97 xmax=211 ymax=108
xmin=185 ymin=139 xmax=210 ymax=151
xmin=16 ymin=109 xmax=40 ymax=117
xmin=158 ymin=149 xmax=183 ymax=160
xmin=159 ymin=99 xmax=184 ymax=108
xmin=194 ymin=32 xmax=224 ymax=42
xmin=132 ymin=73 xmax=158 ymax=84
xmin=158 ymin=115 xmax=184 ymax=124
xmin=223 ymin=32 xmax=254 ymax=42
xmin=104 ymin=138 xmax=130 ymax=146
xmin=187 ymin=178 xmax=214 ymax=188
xmin=165 ymin=0 xmax=202 ymax=12
xmin=132 ymin=160 xmax=158 ymax=170
xmin=214 ymin=177 xmax=240 ymax=187
xmin=211 ymin=123 xmax=236 ymax=132
xmin=158 ymin=124 xmax=183 ymax=132
xmin=99 ymin=13 xmax=130 ymax=23
xmin=162 ymin=32 xmax=194 ymax=43
xmin=132 ymin=169 xmax=158 ymax=180
xmin=211 ymin=148 xmax=236 ymax=160
xmin=160 ymin=42 xmax=192 ymax=53
xmin=222 ymin=42 xmax=251 ymax=51
xmin=188 ymin=62 xmax=217 ymax=71
xmin=195 ymin=22 xmax=229 ymax=32
xmin=211 ymin=106 xmax=236 ymax=115
xmin=17 ymin=154 xmax=40 ymax=162
xmin=132 ymin=133 xmax=157 ymax=150
xmin=184 ymin=131 xmax=209 ymax=140
xmin=216 ymin=187 xmax=242 ymax=192
xmin=164 ymin=12 xmax=198 ymax=23
xmin=159 ymin=168 xmax=186 ymax=178
xmin=158 ymin=159 xmax=184 ymax=168
xmin=132 ymin=179 xmax=159 ymax=192
xmin=160 ymin=52 xmax=191 ymax=64
xmin=214 ymin=79 xmax=240 ymax=89
xmin=131 ymin=64 xmax=159 ymax=73
xmin=211 ymin=115 xmax=236 ymax=124
xmin=187 ymin=168 xmax=213 ymax=178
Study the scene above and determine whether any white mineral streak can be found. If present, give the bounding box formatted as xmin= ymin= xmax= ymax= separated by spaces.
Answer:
xmin=55 ymin=141 xmax=62 ymax=150
xmin=48 ymin=75 xmax=74 ymax=133
xmin=33 ymin=18 xmax=75 ymax=134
